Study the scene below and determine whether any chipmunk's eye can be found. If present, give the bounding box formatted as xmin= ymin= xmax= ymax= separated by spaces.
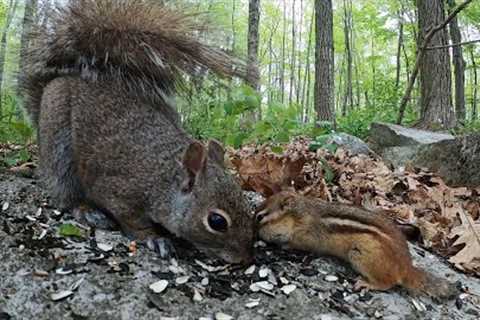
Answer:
xmin=207 ymin=211 xmax=229 ymax=232
xmin=256 ymin=211 xmax=267 ymax=223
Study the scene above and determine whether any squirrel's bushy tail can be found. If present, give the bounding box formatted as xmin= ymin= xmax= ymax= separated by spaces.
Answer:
xmin=403 ymin=266 xmax=459 ymax=301
xmin=22 ymin=0 xmax=247 ymax=126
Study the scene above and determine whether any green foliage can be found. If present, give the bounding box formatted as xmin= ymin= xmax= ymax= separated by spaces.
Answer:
xmin=0 ymin=93 xmax=34 ymax=144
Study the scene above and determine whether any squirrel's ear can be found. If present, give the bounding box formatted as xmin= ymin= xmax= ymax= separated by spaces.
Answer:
xmin=207 ymin=139 xmax=225 ymax=167
xmin=182 ymin=141 xmax=207 ymax=177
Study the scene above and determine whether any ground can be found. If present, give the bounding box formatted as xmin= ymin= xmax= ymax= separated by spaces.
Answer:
xmin=1 ymin=172 xmax=480 ymax=320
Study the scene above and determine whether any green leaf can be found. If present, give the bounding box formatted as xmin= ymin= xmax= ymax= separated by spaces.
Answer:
xmin=319 ymin=159 xmax=335 ymax=184
xmin=271 ymin=145 xmax=284 ymax=154
xmin=58 ymin=223 xmax=84 ymax=238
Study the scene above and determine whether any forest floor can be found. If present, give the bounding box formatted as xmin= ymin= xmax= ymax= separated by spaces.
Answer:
xmin=1 ymin=171 xmax=480 ymax=320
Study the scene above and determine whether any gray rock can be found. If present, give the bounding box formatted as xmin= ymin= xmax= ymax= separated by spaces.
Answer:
xmin=413 ymin=133 xmax=480 ymax=187
xmin=369 ymin=122 xmax=455 ymax=151
xmin=369 ymin=122 xmax=479 ymax=187
xmin=323 ymin=132 xmax=373 ymax=156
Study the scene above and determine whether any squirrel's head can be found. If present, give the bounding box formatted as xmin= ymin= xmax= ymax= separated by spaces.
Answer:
xmin=168 ymin=140 xmax=254 ymax=264
xmin=254 ymin=191 xmax=299 ymax=246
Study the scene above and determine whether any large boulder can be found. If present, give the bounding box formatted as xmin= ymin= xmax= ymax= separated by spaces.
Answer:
xmin=323 ymin=132 xmax=373 ymax=156
xmin=369 ymin=122 xmax=480 ymax=187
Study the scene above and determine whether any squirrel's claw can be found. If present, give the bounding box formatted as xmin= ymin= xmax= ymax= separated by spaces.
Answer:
xmin=73 ymin=205 xmax=117 ymax=230
xmin=147 ymin=237 xmax=177 ymax=259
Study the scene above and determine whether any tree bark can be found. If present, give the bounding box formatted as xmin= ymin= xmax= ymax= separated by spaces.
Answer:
xmin=342 ymin=0 xmax=353 ymax=114
xmin=280 ymin=0 xmax=287 ymax=103
xmin=470 ymin=48 xmax=478 ymax=121
xmin=416 ymin=0 xmax=455 ymax=129
xmin=301 ymin=10 xmax=314 ymax=122
xmin=246 ymin=0 xmax=260 ymax=91
xmin=19 ymin=0 xmax=37 ymax=83
xmin=314 ymin=0 xmax=335 ymax=123
xmin=447 ymin=0 xmax=466 ymax=124
xmin=395 ymin=8 xmax=404 ymax=90
xmin=0 ymin=0 xmax=19 ymax=117
xmin=288 ymin=0 xmax=296 ymax=106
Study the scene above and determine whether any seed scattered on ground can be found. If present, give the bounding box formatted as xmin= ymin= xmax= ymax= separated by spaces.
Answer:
xmin=149 ymin=280 xmax=169 ymax=293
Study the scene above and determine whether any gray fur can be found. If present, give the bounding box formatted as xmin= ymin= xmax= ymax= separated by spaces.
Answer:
xmin=21 ymin=0 xmax=254 ymax=263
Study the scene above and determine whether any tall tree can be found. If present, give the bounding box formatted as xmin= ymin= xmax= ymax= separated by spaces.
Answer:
xmin=447 ymin=0 xmax=466 ymax=124
xmin=395 ymin=7 xmax=405 ymax=90
xmin=246 ymin=0 xmax=260 ymax=91
xmin=314 ymin=0 xmax=335 ymax=123
xmin=416 ymin=0 xmax=456 ymax=129
xmin=342 ymin=0 xmax=353 ymax=115
xmin=280 ymin=0 xmax=287 ymax=103
xmin=288 ymin=0 xmax=296 ymax=105
xmin=0 ymin=0 xmax=19 ymax=117
xmin=19 ymin=0 xmax=37 ymax=81
xmin=470 ymin=48 xmax=478 ymax=121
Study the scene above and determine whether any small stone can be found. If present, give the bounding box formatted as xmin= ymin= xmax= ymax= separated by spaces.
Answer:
xmin=37 ymin=229 xmax=47 ymax=240
xmin=280 ymin=284 xmax=297 ymax=295
xmin=279 ymin=277 xmax=289 ymax=285
xmin=201 ymin=277 xmax=209 ymax=286
xmin=97 ymin=243 xmax=113 ymax=252
xmin=258 ymin=267 xmax=269 ymax=278
xmin=33 ymin=270 xmax=49 ymax=277
xmin=18 ymin=244 xmax=25 ymax=251
xmin=250 ymin=281 xmax=274 ymax=292
xmin=254 ymin=241 xmax=267 ymax=248
xmin=245 ymin=300 xmax=260 ymax=309
xmin=50 ymin=290 xmax=74 ymax=301
xmin=52 ymin=209 xmax=62 ymax=216
xmin=56 ymin=268 xmax=73 ymax=275
xmin=411 ymin=299 xmax=426 ymax=312
xmin=175 ymin=276 xmax=189 ymax=285
xmin=244 ymin=265 xmax=256 ymax=275
xmin=149 ymin=280 xmax=169 ymax=293
xmin=215 ymin=312 xmax=233 ymax=320
xmin=193 ymin=288 xmax=203 ymax=302
xmin=324 ymin=275 xmax=338 ymax=282
xmin=2 ymin=202 xmax=9 ymax=211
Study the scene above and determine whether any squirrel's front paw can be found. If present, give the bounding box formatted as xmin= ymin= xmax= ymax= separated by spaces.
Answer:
xmin=73 ymin=205 xmax=117 ymax=230
xmin=146 ymin=237 xmax=177 ymax=259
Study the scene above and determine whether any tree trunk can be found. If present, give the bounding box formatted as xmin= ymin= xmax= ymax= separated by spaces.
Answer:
xmin=19 ymin=0 xmax=37 ymax=84
xmin=0 ymin=0 xmax=19 ymax=117
xmin=296 ymin=0 xmax=304 ymax=106
xmin=447 ymin=0 xmax=466 ymax=125
xmin=246 ymin=0 xmax=260 ymax=91
xmin=395 ymin=8 xmax=404 ymax=89
xmin=342 ymin=0 xmax=353 ymax=114
xmin=288 ymin=0 xmax=296 ymax=106
xmin=416 ymin=0 xmax=456 ymax=129
xmin=470 ymin=48 xmax=478 ymax=121
xmin=314 ymin=0 xmax=335 ymax=123
xmin=280 ymin=0 xmax=287 ymax=103
xmin=301 ymin=10 xmax=314 ymax=122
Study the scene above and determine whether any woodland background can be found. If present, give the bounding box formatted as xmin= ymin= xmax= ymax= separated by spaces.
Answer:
xmin=0 ymin=0 xmax=480 ymax=163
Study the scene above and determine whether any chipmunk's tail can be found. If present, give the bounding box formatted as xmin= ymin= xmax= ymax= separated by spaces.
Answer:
xmin=22 ymin=0 xmax=247 ymax=126
xmin=403 ymin=266 xmax=459 ymax=301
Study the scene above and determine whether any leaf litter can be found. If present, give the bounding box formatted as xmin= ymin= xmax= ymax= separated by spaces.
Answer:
xmin=228 ymin=137 xmax=480 ymax=275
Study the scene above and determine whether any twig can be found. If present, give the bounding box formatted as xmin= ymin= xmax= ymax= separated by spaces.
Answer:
xmin=397 ymin=0 xmax=474 ymax=125
xmin=426 ymin=39 xmax=480 ymax=50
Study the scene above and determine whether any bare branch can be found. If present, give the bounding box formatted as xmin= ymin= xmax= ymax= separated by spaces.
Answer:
xmin=426 ymin=39 xmax=480 ymax=50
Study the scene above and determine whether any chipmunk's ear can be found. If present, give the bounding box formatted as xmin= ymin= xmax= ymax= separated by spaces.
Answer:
xmin=207 ymin=139 xmax=225 ymax=168
xmin=181 ymin=141 xmax=207 ymax=192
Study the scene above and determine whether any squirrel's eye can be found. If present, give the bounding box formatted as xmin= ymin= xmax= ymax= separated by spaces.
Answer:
xmin=208 ymin=212 xmax=228 ymax=232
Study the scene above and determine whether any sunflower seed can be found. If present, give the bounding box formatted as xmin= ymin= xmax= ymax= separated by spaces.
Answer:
xmin=244 ymin=265 xmax=256 ymax=275
xmin=281 ymin=284 xmax=297 ymax=295
xmin=149 ymin=280 xmax=169 ymax=293
xmin=50 ymin=290 xmax=74 ymax=301
xmin=175 ymin=276 xmax=189 ymax=285
xmin=2 ymin=202 xmax=9 ymax=211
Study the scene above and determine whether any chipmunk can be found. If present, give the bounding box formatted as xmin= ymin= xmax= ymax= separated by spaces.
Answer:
xmin=256 ymin=191 xmax=459 ymax=300
xmin=21 ymin=0 xmax=254 ymax=264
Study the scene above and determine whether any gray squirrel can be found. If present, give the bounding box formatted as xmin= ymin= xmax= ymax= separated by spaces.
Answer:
xmin=22 ymin=0 xmax=254 ymax=264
